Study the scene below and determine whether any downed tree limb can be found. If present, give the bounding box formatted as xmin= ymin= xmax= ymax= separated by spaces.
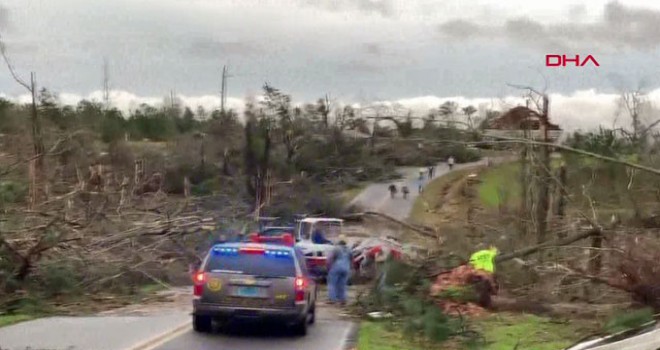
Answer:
xmin=427 ymin=228 xmax=602 ymax=277
xmin=496 ymin=228 xmax=602 ymax=263
xmin=341 ymin=211 xmax=437 ymax=239
xmin=89 ymin=216 xmax=216 ymax=249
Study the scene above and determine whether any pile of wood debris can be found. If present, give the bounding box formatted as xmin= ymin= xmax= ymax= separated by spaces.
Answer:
xmin=429 ymin=264 xmax=498 ymax=316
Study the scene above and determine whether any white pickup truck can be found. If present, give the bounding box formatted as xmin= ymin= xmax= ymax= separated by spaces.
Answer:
xmin=293 ymin=217 xmax=344 ymax=277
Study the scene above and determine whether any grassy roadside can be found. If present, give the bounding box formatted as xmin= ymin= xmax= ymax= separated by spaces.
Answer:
xmin=358 ymin=314 xmax=595 ymax=350
xmin=359 ymin=162 xmax=594 ymax=349
xmin=340 ymin=183 xmax=369 ymax=206
xmin=357 ymin=321 xmax=445 ymax=350
xmin=409 ymin=168 xmax=474 ymax=223
xmin=473 ymin=313 xmax=593 ymax=350
xmin=0 ymin=314 xmax=35 ymax=328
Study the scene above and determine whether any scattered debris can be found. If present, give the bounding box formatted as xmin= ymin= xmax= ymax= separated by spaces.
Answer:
xmin=368 ymin=311 xmax=394 ymax=319
xmin=430 ymin=264 xmax=498 ymax=316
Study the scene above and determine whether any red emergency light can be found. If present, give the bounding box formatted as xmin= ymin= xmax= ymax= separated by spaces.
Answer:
xmin=249 ymin=233 xmax=295 ymax=247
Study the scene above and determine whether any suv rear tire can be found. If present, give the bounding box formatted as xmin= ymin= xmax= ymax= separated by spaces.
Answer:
xmin=193 ymin=315 xmax=212 ymax=333
xmin=292 ymin=317 xmax=308 ymax=336
xmin=309 ymin=304 xmax=316 ymax=325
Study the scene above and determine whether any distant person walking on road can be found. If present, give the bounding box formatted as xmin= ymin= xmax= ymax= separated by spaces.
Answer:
xmin=388 ymin=184 xmax=397 ymax=199
xmin=402 ymin=185 xmax=409 ymax=199
xmin=327 ymin=235 xmax=352 ymax=305
xmin=428 ymin=165 xmax=435 ymax=179
xmin=417 ymin=173 xmax=425 ymax=193
xmin=448 ymin=156 xmax=455 ymax=171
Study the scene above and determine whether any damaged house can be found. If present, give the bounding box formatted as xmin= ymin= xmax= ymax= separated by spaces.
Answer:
xmin=483 ymin=106 xmax=563 ymax=143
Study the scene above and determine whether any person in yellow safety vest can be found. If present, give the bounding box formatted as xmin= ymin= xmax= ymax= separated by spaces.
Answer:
xmin=469 ymin=246 xmax=498 ymax=273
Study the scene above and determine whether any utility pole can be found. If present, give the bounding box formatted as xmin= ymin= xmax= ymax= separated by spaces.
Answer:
xmin=220 ymin=65 xmax=232 ymax=114
xmin=102 ymin=58 xmax=110 ymax=110
xmin=221 ymin=66 xmax=226 ymax=113
xmin=170 ymin=89 xmax=177 ymax=113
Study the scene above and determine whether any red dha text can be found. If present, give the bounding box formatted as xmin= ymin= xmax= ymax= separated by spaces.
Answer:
xmin=545 ymin=55 xmax=600 ymax=67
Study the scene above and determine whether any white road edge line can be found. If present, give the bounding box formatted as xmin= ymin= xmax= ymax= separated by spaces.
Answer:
xmin=126 ymin=321 xmax=191 ymax=350
xmin=337 ymin=322 xmax=356 ymax=350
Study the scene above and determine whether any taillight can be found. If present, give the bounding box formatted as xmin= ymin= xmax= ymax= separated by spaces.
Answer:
xmin=193 ymin=271 xmax=206 ymax=297
xmin=295 ymin=276 xmax=306 ymax=303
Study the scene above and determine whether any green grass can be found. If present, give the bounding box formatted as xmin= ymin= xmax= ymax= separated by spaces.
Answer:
xmin=475 ymin=313 xmax=589 ymax=350
xmin=358 ymin=313 xmax=591 ymax=350
xmin=478 ymin=163 xmax=522 ymax=208
xmin=358 ymin=321 xmax=444 ymax=350
xmin=409 ymin=168 xmax=473 ymax=223
xmin=477 ymin=158 xmax=567 ymax=209
xmin=342 ymin=184 xmax=368 ymax=205
xmin=0 ymin=314 xmax=35 ymax=328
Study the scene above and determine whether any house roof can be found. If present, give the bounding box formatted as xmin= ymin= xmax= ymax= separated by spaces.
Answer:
xmin=487 ymin=106 xmax=561 ymax=131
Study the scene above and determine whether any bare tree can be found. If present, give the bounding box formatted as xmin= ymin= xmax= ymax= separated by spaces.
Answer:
xmin=616 ymin=88 xmax=660 ymax=152
xmin=0 ymin=34 xmax=47 ymax=208
xmin=462 ymin=105 xmax=478 ymax=130
xmin=507 ymin=83 xmax=551 ymax=247
xmin=439 ymin=101 xmax=458 ymax=128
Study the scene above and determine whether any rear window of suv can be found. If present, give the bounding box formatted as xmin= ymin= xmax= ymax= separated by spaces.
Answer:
xmin=205 ymin=252 xmax=297 ymax=277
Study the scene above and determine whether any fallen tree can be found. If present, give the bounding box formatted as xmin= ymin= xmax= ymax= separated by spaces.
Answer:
xmin=342 ymin=211 xmax=438 ymax=239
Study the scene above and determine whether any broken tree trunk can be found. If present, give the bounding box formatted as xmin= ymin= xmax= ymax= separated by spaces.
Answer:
xmin=535 ymin=95 xmax=551 ymax=247
xmin=183 ymin=177 xmax=191 ymax=198
xmin=556 ymin=164 xmax=567 ymax=220
xmin=28 ymin=73 xmax=47 ymax=209
xmin=585 ymin=231 xmax=604 ymax=300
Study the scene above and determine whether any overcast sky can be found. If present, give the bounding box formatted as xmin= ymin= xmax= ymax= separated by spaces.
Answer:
xmin=2 ymin=0 xmax=660 ymax=130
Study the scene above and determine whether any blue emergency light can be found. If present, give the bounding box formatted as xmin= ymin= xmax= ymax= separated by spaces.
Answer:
xmin=265 ymin=249 xmax=291 ymax=257
xmin=212 ymin=244 xmax=291 ymax=258
xmin=212 ymin=246 xmax=239 ymax=255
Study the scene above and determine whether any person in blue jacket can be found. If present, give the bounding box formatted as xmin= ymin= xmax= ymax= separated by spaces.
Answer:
xmin=327 ymin=235 xmax=351 ymax=305
xmin=312 ymin=228 xmax=332 ymax=244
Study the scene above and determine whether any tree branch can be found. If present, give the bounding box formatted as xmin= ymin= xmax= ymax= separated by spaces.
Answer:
xmin=496 ymin=229 xmax=602 ymax=263
xmin=341 ymin=211 xmax=438 ymax=239
xmin=0 ymin=34 xmax=31 ymax=91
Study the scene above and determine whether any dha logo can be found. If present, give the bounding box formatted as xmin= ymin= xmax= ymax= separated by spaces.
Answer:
xmin=545 ymin=54 xmax=600 ymax=67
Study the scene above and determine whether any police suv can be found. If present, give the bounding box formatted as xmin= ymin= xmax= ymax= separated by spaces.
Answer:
xmin=191 ymin=233 xmax=317 ymax=335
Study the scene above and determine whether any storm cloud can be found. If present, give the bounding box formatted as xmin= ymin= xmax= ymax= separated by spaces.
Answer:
xmin=298 ymin=0 xmax=396 ymax=18
xmin=0 ymin=5 xmax=8 ymax=30
xmin=438 ymin=1 xmax=660 ymax=51
xmin=1 ymin=0 xmax=660 ymax=125
xmin=186 ymin=39 xmax=261 ymax=58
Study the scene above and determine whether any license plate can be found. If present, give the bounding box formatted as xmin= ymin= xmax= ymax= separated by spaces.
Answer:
xmin=235 ymin=286 xmax=266 ymax=298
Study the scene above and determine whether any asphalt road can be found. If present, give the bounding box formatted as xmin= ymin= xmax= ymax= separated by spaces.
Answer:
xmin=349 ymin=159 xmax=489 ymax=220
xmin=0 ymin=289 xmax=355 ymax=350
xmin=567 ymin=323 xmax=660 ymax=350
xmin=0 ymin=312 xmax=190 ymax=350
xmin=153 ymin=318 xmax=355 ymax=350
